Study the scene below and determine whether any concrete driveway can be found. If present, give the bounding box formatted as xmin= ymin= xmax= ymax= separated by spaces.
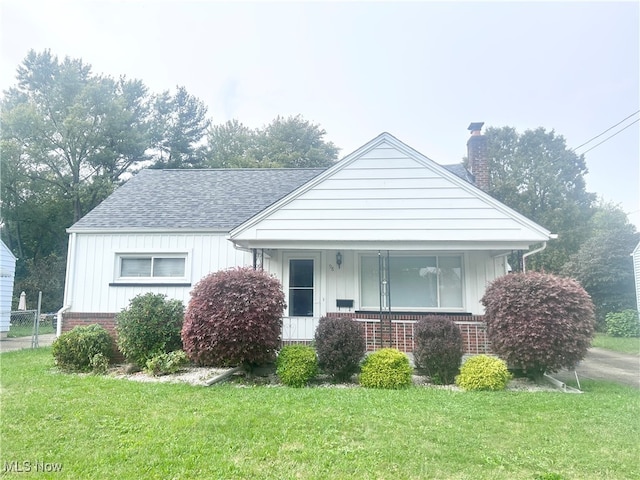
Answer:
xmin=0 ymin=333 xmax=56 ymax=353
xmin=553 ymin=348 xmax=640 ymax=389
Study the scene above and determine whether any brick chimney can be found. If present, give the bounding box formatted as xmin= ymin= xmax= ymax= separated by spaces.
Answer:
xmin=467 ymin=122 xmax=489 ymax=191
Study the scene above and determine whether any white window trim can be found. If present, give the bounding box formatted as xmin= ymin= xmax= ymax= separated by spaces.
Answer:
xmin=113 ymin=251 xmax=191 ymax=284
xmin=357 ymin=252 xmax=466 ymax=312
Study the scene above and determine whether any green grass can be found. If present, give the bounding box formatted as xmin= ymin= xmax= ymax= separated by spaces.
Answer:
xmin=1 ymin=348 xmax=639 ymax=480
xmin=6 ymin=324 xmax=55 ymax=338
xmin=592 ymin=333 xmax=640 ymax=355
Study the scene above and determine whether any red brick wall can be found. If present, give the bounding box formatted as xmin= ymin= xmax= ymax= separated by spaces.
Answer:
xmin=326 ymin=312 xmax=490 ymax=354
xmin=65 ymin=311 xmax=491 ymax=361
xmin=62 ymin=312 xmax=124 ymax=362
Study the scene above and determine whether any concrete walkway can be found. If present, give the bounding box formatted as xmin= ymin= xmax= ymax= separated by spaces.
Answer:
xmin=553 ymin=347 xmax=640 ymax=389
xmin=0 ymin=333 xmax=57 ymax=353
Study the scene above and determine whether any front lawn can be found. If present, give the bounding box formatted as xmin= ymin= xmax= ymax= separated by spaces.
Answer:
xmin=592 ymin=333 xmax=640 ymax=355
xmin=1 ymin=348 xmax=639 ymax=479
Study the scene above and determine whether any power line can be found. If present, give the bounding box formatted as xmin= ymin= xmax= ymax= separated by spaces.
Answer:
xmin=573 ymin=110 xmax=640 ymax=151
xmin=578 ymin=117 xmax=640 ymax=155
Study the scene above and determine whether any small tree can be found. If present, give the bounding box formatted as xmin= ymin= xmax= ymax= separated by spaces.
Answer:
xmin=181 ymin=267 xmax=286 ymax=367
xmin=116 ymin=293 xmax=185 ymax=367
xmin=413 ymin=316 xmax=464 ymax=384
xmin=314 ymin=317 xmax=366 ymax=381
xmin=481 ymin=272 xmax=595 ymax=378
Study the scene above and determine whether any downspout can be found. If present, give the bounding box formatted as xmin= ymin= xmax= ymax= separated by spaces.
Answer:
xmin=522 ymin=242 xmax=546 ymax=273
xmin=522 ymin=234 xmax=558 ymax=273
xmin=57 ymin=232 xmax=77 ymax=337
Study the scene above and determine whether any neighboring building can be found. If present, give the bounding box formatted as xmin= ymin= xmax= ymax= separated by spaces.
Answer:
xmin=0 ymin=240 xmax=17 ymax=338
xmin=633 ymin=241 xmax=640 ymax=312
xmin=60 ymin=126 xmax=554 ymax=353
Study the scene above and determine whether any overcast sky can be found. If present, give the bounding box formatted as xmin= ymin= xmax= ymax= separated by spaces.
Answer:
xmin=2 ymin=1 xmax=638 ymax=227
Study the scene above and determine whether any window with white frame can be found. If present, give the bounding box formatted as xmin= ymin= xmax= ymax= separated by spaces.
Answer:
xmin=360 ymin=255 xmax=463 ymax=309
xmin=117 ymin=254 xmax=187 ymax=281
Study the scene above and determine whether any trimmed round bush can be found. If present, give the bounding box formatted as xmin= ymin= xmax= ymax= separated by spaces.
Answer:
xmin=182 ymin=267 xmax=286 ymax=367
xmin=605 ymin=310 xmax=640 ymax=337
xmin=116 ymin=293 xmax=185 ymax=367
xmin=481 ymin=272 xmax=596 ymax=376
xmin=276 ymin=345 xmax=318 ymax=387
xmin=314 ymin=316 xmax=366 ymax=381
xmin=413 ymin=316 xmax=463 ymax=384
xmin=359 ymin=348 xmax=412 ymax=389
xmin=455 ymin=355 xmax=511 ymax=391
xmin=52 ymin=324 xmax=113 ymax=372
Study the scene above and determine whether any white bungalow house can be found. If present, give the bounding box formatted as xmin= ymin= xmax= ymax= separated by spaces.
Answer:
xmin=60 ymin=126 xmax=554 ymax=354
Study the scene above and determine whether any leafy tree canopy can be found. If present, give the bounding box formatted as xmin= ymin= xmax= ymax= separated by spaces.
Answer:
xmin=562 ymin=202 xmax=639 ymax=328
xmin=150 ymin=86 xmax=210 ymax=169
xmin=205 ymin=115 xmax=339 ymax=168
xmin=481 ymin=126 xmax=596 ymax=272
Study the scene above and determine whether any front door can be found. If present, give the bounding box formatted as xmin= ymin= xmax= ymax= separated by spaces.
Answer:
xmin=288 ymin=258 xmax=315 ymax=316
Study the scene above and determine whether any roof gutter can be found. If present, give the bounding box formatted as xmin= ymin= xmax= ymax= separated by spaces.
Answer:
xmin=522 ymin=234 xmax=558 ymax=273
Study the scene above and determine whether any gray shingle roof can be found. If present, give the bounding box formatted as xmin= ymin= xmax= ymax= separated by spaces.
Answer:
xmin=69 ymin=163 xmax=474 ymax=232
xmin=69 ymin=168 xmax=326 ymax=231
xmin=443 ymin=164 xmax=475 ymax=184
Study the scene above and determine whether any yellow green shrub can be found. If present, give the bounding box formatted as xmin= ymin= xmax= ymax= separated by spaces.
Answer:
xmin=455 ymin=355 xmax=511 ymax=391
xmin=359 ymin=348 xmax=412 ymax=389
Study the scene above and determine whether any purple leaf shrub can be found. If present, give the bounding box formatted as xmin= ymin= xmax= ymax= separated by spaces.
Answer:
xmin=181 ymin=267 xmax=286 ymax=367
xmin=481 ymin=272 xmax=595 ymax=376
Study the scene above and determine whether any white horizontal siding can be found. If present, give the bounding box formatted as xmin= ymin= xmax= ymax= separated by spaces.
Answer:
xmin=0 ymin=242 xmax=16 ymax=332
xmin=232 ymin=140 xmax=549 ymax=245
xmin=68 ymin=233 xmax=254 ymax=313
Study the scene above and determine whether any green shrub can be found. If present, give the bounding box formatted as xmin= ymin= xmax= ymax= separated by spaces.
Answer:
xmin=144 ymin=350 xmax=189 ymax=376
xmin=182 ymin=267 xmax=285 ymax=367
xmin=314 ymin=317 xmax=366 ymax=381
xmin=605 ymin=310 xmax=640 ymax=337
xmin=90 ymin=353 xmax=110 ymax=375
xmin=276 ymin=345 xmax=318 ymax=387
xmin=455 ymin=355 xmax=511 ymax=391
xmin=52 ymin=324 xmax=113 ymax=372
xmin=116 ymin=293 xmax=184 ymax=367
xmin=413 ymin=316 xmax=463 ymax=384
xmin=359 ymin=348 xmax=412 ymax=389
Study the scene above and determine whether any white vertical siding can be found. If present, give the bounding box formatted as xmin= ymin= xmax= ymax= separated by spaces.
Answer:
xmin=68 ymin=233 xmax=253 ymax=313
xmin=268 ymin=249 xmax=501 ymax=317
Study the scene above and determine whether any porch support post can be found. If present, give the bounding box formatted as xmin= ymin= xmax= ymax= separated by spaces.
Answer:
xmin=252 ymin=249 xmax=257 ymax=270
xmin=378 ymin=250 xmax=392 ymax=348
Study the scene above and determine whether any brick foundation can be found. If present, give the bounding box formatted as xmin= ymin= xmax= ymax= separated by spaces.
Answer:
xmin=65 ymin=311 xmax=491 ymax=360
xmin=326 ymin=312 xmax=490 ymax=355
xmin=62 ymin=312 xmax=124 ymax=362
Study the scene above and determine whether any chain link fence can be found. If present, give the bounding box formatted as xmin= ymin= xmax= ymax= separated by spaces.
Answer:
xmin=9 ymin=311 xmax=56 ymax=339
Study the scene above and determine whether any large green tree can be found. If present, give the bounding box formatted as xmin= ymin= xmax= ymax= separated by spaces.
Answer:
xmin=1 ymin=50 xmax=153 ymax=310
xmin=482 ymin=126 xmax=596 ymax=272
xmin=205 ymin=115 xmax=339 ymax=168
xmin=1 ymin=49 xmax=152 ymax=223
xmin=150 ymin=86 xmax=210 ymax=169
xmin=561 ymin=203 xmax=639 ymax=328
xmin=205 ymin=119 xmax=258 ymax=168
